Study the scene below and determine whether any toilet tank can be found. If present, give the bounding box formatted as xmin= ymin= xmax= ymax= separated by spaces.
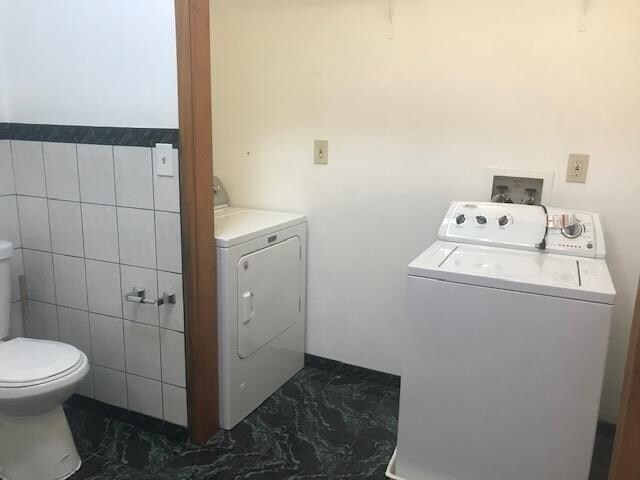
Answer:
xmin=0 ymin=240 xmax=14 ymax=339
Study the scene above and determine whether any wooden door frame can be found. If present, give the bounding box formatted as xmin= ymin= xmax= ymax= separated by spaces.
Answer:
xmin=610 ymin=277 xmax=640 ymax=479
xmin=174 ymin=0 xmax=218 ymax=444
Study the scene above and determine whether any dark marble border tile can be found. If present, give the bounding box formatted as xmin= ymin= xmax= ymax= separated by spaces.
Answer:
xmin=0 ymin=123 xmax=10 ymax=140
xmin=3 ymin=123 xmax=179 ymax=147
xmin=305 ymin=354 xmax=400 ymax=387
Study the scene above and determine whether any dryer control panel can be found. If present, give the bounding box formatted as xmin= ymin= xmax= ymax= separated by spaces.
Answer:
xmin=438 ymin=201 xmax=606 ymax=258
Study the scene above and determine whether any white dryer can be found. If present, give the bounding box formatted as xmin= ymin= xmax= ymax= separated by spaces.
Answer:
xmin=391 ymin=201 xmax=615 ymax=480
xmin=214 ymin=178 xmax=307 ymax=429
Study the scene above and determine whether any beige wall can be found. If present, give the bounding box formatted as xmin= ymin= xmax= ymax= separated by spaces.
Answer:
xmin=211 ymin=0 xmax=640 ymax=422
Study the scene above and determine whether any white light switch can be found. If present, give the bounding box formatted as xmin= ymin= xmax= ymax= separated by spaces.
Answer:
xmin=155 ymin=143 xmax=174 ymax=177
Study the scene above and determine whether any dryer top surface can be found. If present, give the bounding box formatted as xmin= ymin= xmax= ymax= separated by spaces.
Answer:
xmin=214 ymin=207 xmax=306 ymax=248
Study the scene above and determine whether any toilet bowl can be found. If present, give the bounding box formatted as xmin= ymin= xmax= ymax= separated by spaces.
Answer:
xmin=0 ymin=240 xmax=89 ymax=480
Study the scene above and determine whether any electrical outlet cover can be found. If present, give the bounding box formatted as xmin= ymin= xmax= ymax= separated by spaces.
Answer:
xmin=566 ymin=154 xmax=589 ymax=183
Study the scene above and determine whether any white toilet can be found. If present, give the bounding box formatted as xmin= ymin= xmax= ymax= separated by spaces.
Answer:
xmin=0 ymin=240 xmax=90 ymax=480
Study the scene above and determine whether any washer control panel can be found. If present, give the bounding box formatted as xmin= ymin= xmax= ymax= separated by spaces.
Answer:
xmin=438 ymin=201 xmax=605 ymax=258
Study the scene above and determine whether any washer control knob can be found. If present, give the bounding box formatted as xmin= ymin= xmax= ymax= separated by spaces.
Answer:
xmin=455 ymin=214 xmax=466 ymax=225
xmin=497 ymin=215 xmax=509 ymax=226
xmin=476 ymin=215 xmax=488 ymax=225
xmin=561 ymin=222 xmax=583 ymax=239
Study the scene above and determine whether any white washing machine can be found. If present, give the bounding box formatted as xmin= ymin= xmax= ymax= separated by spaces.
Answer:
xmin=391 ymin=201 xmax=615 ymax=480
xmin=214 ymin=178 xmax=307 ymax=429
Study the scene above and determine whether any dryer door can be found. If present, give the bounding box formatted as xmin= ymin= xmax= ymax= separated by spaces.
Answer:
xmin=237 ymin=236 xmax=301 ymax=359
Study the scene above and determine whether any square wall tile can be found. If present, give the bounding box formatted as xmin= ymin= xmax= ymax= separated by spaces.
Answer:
xmin=28 ymin=300 xmax=59 ymax=340
xmin=114 ymin=146 xmax=154 ymax=209
xmin=0 ymin=196 xmax=21 ymax=247
xmin=0 ymin=140 xmax=15 ymax=195
xmin=9 ymin=248 xmax=24 ymax=302
xmin=163 ymin=384 xmax=187 ymax=427
xmin=126 ymin=374 xmax=163 ymax=420
xmin=43 ymin=142 xmax=80 ymax=201
xmin=86 ymin=259 xmax=122 ymax=318
xmin=94 ymin=366 xmax=127 ymax=408
xmin=160 ymin=329 xmax=185 ymax=388
xmin=76 ymin=365 xmax=95 ymax=398
xmin=77 ymin=144 xmax=115 ymax=205
xmin=123 ymin=320 xmax=161 ymax=380
xmin=53 ymin=255 xmax=87 ymax=310
xmin=155 ymin=212 xmax=181 ymax=273
xmin=49 ymin=200 xmax=84 ymax=257
xmin=9 ymin=301 xmax=23 ymax=338
xmin=153 ymin=147 xmax=180 ymax=213
xmin=17 ymin=196 xmax=51 ymax=251
xmin=58 ymin=307 xmax=91 ymax=360
xmin=81 ymin=204 xmax=119 ymax=262
xmin=90 ymin=313 xmax=125 ymax=371
xmin=117 ymin=207 xmax=156 ymax=269
xmin=120 ymin=265 xmax=158 ymax=326
xmin=23 ymin=249 xmax=56 ymax=303
xmin=12 ymin=141 xmax=46 ymax=197
xmin=158 ymin=271 xmax=183 ymax=332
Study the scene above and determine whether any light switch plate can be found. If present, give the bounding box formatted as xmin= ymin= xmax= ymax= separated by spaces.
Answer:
xmin=566 ymin=153 xmax=589 ymax=183
xmin=314 ymin=140 xmax=328 ymax=165
xmin=155 ymin=143 xmax=174 ymax=177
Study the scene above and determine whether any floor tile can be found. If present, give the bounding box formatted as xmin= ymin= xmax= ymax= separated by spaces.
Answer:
xmin=333 ymin=437 xmax=395 ymax=479
xmin=67 ymin=409 xmax=134 ymax=458
xmin=98 ymin=427 xmax=185 ymax=473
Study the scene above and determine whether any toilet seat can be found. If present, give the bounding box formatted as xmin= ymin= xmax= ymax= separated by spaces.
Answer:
xmin=0 ymin=337 xmax=83 ymax=388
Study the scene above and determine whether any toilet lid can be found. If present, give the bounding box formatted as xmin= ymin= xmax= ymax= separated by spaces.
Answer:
xmin=0 ymin=338 xmax=82 ymax=384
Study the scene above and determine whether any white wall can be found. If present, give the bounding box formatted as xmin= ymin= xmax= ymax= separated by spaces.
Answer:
xmin=0 ymin=10 xmax=8 ymax=123
xmin=211 ymin=0 xmax=640 ymax=422
xmin=1 ymin=0 xmax=178 ymax=128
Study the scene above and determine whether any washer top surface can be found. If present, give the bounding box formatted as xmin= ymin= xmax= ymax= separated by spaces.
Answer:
xmin=214 ymin=206 xmax=306 ymax=248
xmin=410 ymin=201 xmax=616 ymax=304
xmin=409 ymin=240 xmax=615 ymax=304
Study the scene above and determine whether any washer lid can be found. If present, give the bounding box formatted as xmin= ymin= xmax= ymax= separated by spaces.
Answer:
xmin=214 ymin=207 xmax=306 ymax=247
xmin=409 ymin=241 xmax=616 ymax=304
xmin=0 ymin=240 xmax=13 ymax=261
xmin=0 ymin=338 xmax=82 ymax=384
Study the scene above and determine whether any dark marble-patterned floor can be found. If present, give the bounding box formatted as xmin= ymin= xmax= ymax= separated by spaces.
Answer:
xmin=66 ymin=358 xmax=614 ymax=480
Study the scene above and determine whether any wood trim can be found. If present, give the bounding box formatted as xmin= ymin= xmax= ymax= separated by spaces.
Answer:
xmin=174 ymin=0 xmax=218 ymax=444
xmin=610 ymin=277 xmax=640 ymax=479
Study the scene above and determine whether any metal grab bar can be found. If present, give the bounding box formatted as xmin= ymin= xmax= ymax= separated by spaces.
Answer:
xmin=125 ymin=287 xmax=176 ymax=306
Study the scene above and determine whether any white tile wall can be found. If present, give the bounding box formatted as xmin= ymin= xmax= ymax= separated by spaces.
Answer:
xmin=124 ymin=320 xmax=161 ymax=380
xmin=160 ymin=329 xmax=186 ymax=387
xmin=162 ymin=383 xmax=188 ymax=427
xmin=9 ymin=248 xmax=24 ymax=303
xmin=114 ymin=146 xmax=154 ymax=209
xmin=4 ymin=140 xmax=186 ymax=425
xmin=0 ymin=141 xmax=15 ymax=195
xmin=17 ymin=195 xmax=51 ymax=251
xmin=117 ymin=207 xmax=156 ymax=269
xmin=81 ymin=203 xmax=119 ymax=262
xmin=53 ymin=255 xmax=88 ymax=310
xmin=94 ymin=366 xmax=127 ymax=408
xmin=28 ymin=300 xmax=59 ymax=340
xmin=0 ymin=195 xmax=21 ymax=247
xmin=90 ymin=313 xmax=125 ymax=371
xmin=12 ymin=140 xmax=46 ymax=197
xmin=23 ymin=249 xmax=56 ymax=303
xmin=49 ymin=200 xmax=84 ymax=256
xmin=43 ymin=143 xmax=80 ymax=201
xmin=58 ymin=307 xmax=92 ymax=360
xmin=127 ymin=374 xmax=163 ymax=419
xmin=77 ymin=145 xmax=116 ymax=205
xmin=155 ymin=211 xmax=182 ymax=273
